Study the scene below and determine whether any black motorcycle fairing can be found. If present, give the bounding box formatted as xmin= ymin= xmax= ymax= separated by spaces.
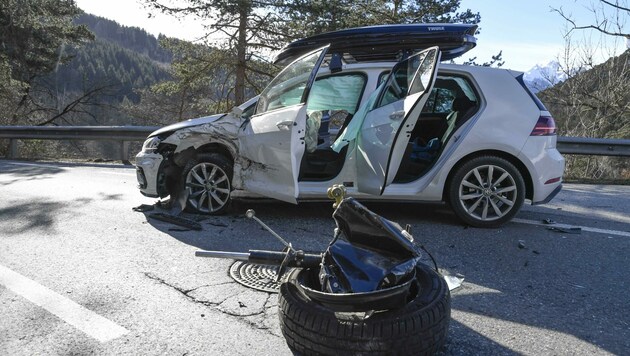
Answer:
xmin=318 ymin=198 xmax=421 ymax=293
xmin=332 ymin=198 xmax=419 ymax=258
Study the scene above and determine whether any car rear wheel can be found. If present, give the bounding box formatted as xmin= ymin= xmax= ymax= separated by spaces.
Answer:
xmin=183 ymin=153 xmax=233 ymax=214
xmin=448 ymin=156 xmax=525 ymax=228
xmin=278 ymin=262 xmax=451 ymax=355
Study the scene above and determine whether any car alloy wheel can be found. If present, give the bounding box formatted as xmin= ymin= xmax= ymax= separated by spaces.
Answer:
xmin=458 ymin=164 xmax=517 ymax=221
xmin=448 ymin=156 xmax=525 ymax=227
xmin=184 ymin=153 xmax=232 ymax=214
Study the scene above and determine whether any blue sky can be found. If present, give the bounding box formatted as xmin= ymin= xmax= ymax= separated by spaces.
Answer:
xmin=459 ymin=0 xmax=628 ymax=70
xmin=75 ymin=0 xmax=628 ymax=72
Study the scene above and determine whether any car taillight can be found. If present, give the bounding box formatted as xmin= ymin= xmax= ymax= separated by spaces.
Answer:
xmin=530 ymin=115 xmax=557 ymax=136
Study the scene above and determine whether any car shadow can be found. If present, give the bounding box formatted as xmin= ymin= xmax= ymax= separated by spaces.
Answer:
xmin=139 ymin=200 xmax=338 ymax=253
xmin=139 ymin=199 xmax=459 ymax=253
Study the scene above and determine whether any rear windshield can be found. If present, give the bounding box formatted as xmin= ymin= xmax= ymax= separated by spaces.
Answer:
xmin=515 ymin=74 xmax=548 ymax=111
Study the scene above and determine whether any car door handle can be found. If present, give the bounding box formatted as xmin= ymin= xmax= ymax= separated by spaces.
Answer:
xmin=389 ymin=111 xmax=405 ymax=121
xmin=276 ymin=120 xmax=294 ymax=129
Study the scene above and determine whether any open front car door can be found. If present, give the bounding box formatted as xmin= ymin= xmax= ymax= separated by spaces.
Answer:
xmin=238 ymin=46 xmax=329 ymax=203
xmin=356 ymin=47 xmax=441 ymax=195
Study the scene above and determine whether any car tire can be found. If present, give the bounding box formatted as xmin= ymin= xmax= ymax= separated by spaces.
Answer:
xmin=278 ymin=262 xmax=451 ymax=356
xmin=448 ymin=155 xmax=525 ymax=228
xmin=182 ymin=153 xmax=233 ymax=215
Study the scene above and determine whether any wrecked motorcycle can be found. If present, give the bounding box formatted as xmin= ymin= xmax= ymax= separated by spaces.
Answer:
xmin=196 ymin=186 xmax=451 ymax=355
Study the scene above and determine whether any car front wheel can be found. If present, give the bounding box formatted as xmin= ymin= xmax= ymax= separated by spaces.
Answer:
xmin=448 ymin=156 xmax=525 ymax=228
xmin=183 ymin=153 xmax=233 ymax=214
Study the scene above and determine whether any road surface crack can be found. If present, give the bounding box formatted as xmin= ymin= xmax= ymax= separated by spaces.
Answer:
xmin=143 ymin=272 xmax=279 ymax=336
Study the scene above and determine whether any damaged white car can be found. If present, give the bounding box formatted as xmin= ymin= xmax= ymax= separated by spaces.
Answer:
xmin=135 ymin=24 xmax=565 ymax=227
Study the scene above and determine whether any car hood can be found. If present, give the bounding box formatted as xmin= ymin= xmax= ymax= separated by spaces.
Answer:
xmin=149 ymin=113 xmax=226 ymax=138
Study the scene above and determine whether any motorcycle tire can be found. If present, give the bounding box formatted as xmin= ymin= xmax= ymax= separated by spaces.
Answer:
xmin=278 ymin=262 xmax=450 ymax=355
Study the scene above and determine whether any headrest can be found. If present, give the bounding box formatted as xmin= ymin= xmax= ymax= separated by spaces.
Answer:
xmin=452 ymin=96 xmax=476 ymax=112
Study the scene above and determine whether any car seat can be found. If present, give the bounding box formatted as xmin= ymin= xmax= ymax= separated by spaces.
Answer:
xmin=410 ymin=96 xmax=476 ymax=163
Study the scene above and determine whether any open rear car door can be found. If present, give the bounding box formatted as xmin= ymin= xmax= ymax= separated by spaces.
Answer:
xmin=356 ymin=47 xmax=441 ymax=195
xmin=238 ymin=46 xmax=329 ymax=203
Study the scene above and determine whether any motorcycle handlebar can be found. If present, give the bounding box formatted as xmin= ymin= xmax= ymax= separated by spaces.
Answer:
xmin=195 ymin=249 xmax=322 ymax=268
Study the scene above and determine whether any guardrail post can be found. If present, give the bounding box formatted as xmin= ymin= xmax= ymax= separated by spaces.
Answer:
xmin=120 ymin=141 xmax=131 ymax=165
xmin=9 ymin=139 xmax=18 ymax=159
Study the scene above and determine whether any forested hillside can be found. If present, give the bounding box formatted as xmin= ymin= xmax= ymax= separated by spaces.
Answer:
xmin=539 ymin=50 xmax=630 ymax=180
xmin=74 ymin=14 xmax=172 ymax=64
xmin=0 ymin=4 xmax=175 ymax=158
xmin=49 ymin=13 xmax=171 ymax=105
xmin=52 ymin=37 xmax=170 ymax=104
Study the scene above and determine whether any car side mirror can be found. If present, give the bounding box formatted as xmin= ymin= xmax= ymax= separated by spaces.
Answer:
xmin=231 ymin=106 xmax=244 ymax=117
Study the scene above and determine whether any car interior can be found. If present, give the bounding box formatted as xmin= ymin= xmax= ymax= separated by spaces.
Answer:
xmin=299 ymin=73 xmax=479 ymax=183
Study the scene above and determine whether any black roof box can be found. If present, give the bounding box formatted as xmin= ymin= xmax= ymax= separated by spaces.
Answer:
xmin=274 ymin=23 xmax=477 ymax=65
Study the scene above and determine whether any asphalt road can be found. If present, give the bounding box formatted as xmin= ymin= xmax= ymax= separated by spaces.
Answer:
xmin=0 ymin=159 xmax=628 ymax=355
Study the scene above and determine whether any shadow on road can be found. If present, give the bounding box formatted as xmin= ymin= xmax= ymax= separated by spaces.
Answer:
xmin=137 ymin=198 xmax=627 ymax=355
xmin=0 ymin=200 xmax=63 ymax=234
xmin=0 ymin=161 xmax=65 ymax=186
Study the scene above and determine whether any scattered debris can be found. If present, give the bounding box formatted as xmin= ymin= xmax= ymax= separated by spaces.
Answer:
xmin=443 ymin=274 xmax=465 ymax=291
xmin=541 ymin=218 xmax=583 ymax=234
xmin=571 ymin=284 xmax=586 ymax=289
xmin=518 ymin=240 xmax=526 ymax=249
xmin=532 ymin=250 xmax=540 ymax=255
xmin=149 ymin=213 xmax=203 ymax=231
xmin=132 ymin=204 xmax=155 ymax=212
xmin=547 ymin=226 xmax=582 ymax=234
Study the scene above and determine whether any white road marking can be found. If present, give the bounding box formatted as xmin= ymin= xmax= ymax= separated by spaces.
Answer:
xmin=103 ymin=171 xmax=136 ymax=176
xmin=513 ymin=218 xmax=630 ymax=238
xmin=0 ymin=264 xmax=129 ymax=343
xmin=2 ymin=161 xmax=135 ymax=175
xmin=2 ymin=161 xmax=63 ymax=169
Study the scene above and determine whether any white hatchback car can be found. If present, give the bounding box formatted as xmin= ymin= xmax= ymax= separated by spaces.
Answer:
xmin=136 ymin=24 xmax=564 ymax=227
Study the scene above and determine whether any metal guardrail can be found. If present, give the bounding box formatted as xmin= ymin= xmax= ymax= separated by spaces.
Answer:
xmin=556 ymin=137 xmax=630 ymax=157
xmin=0 ymin=126 xmax=160 ymax=163
xmin=0 ymin=126 xmax=629 ymax=162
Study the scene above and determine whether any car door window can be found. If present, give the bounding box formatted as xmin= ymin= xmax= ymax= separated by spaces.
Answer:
xmin=376 ymin=49 xmax=437 ymax=108
xmin=422 ymin=75 xmax=478 ymax=114
xmin=255 ymin=48 xmax=326 ymax=114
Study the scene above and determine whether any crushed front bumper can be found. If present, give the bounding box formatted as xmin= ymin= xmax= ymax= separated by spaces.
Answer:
xmin=135 ymin=152 xmax=164 ymax=197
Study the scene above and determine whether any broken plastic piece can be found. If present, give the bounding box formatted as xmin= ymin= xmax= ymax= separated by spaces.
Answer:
xmin=443 ymin=275 xmax=464 ymax=291
xmin=547 ymin=226 xmax=581 ymax=234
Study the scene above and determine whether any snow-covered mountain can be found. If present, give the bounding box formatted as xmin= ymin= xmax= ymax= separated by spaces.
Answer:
xmin=523 ymin=60 xmax=567 ymax=93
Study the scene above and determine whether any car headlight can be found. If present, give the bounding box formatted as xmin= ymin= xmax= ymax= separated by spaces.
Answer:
xmin=141 ymin=137 xmax=161 ymax=153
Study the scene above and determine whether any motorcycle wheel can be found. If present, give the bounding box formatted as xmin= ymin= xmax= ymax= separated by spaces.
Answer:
xmin=278 ymin=262 xmax=450 ymax=356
